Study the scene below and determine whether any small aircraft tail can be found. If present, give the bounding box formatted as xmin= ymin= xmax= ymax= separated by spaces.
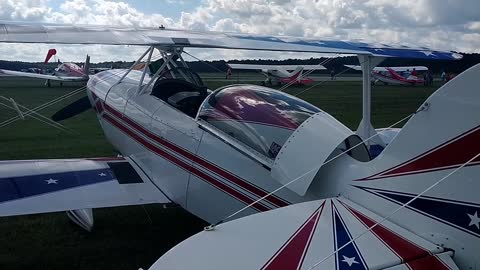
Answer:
xmin=288 ymin=66 xmax=304 ymax=79
xmin=354 ymin=63 xmax=480 ymax=267
xmin=385 ymin=67 xmax=405 ymax=80
xmin=83 ymin=55 xmax=91 ymax=76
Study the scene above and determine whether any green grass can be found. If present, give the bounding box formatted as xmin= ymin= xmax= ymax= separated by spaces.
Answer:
xmin=0 ymin=75 xmax=441 ymax=269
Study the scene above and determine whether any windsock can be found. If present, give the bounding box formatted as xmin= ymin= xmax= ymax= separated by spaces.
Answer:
xmin=44 ymin=49 xmax=57 ymax=64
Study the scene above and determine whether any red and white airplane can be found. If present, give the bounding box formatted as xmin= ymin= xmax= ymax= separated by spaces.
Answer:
xmin=227 ymin=63 xmax=325 ymax=85
xmin=0 ymin=48 xmax=90 ymax=87
xmin=0 ymin=22 xmax=477 ymax=270
xmin=346 ymin=65 xmax=428 ymax=85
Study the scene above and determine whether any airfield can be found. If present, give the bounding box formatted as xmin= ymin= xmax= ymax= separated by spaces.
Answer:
xmin=0 ymin=73 xmax=442 ymax=270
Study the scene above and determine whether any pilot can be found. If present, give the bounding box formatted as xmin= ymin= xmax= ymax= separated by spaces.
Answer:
xmin=411 ymin=68 xmax=417 ymax=77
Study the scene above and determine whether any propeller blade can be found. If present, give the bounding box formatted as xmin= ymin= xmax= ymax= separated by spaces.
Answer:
xmin=52 ymin=96 xmax=91 ymax=121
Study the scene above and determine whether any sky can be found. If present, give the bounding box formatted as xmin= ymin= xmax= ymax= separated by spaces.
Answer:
xmin=0 ymin=0 xmax=479 ymax=63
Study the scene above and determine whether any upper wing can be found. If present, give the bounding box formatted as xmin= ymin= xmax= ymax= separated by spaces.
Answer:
xmin=0 ymin=157 xmax=170 ymax=217
xmin=0 ymin=69 xmax=88 ymax=81
xmin=345 ymin=65 xmax=429 ymax=72
xmin=344 ymin=64 xmax=362 ymax=71
xmin=228 ymin=63 xmax=326 ymax=71
xmin=0 ymin=22 xmax=462 ymax=60
xmin=150 ymin=197 xmax=458 ymax=270
xmin=375 ymin=66 xmax=428 ymax=72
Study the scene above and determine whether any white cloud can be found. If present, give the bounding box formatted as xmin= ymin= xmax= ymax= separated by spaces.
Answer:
xmin=0 ymin=0 xmax=478 ymax=63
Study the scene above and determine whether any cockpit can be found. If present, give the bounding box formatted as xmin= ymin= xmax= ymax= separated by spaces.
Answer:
xmin=151 ymin=66 xmax=208 ymax=118
xmin=197 ymin=85 xmax=321 ymax=158
xmin=151 ymin=68 xmax=371 ymax=163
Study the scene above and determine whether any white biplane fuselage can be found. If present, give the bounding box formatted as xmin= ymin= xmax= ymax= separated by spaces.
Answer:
xmin=87 ymin=65 xmax=480 ymax=270
xmin=86 ymin=68 xmax=334 ymax=223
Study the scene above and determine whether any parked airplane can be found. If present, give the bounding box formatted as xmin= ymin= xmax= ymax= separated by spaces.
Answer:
xmin=0 ymin=48 xmax=90 ymax=87
xmin=0 ymin=22 xmax=476 ymax=270
xmin=227 ymin=63 xmax=325 ymax=85
xmin=346 ymin=65 xmax=428 ymax=85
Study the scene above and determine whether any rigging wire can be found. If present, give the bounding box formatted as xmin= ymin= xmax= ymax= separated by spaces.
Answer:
xmin=0 ymin=58 xmax=160 ymax=129
xmin=204 ymin=57 xmax=382 ymax=230
xmin=0 ymin=87 xmax=85 ymax=128
xmin=183 ymin=51 xmax=226 ymax=73
xmin=277 ymin=55 xmax=340 ymax=92
xmin=0 ymin=96 xmax=78 ymax=133
xmin=204 ymin=108 xmax=424 ymax=231
xmin=0 ymin=102 xmax=75 ymax=134
xmin=292 ymin=58 xmax=368 ymax=97
xmin=306 ymin=151 xmax=480 ymax=270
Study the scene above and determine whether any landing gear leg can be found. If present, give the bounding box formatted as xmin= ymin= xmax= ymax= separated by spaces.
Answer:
xmin=45 ymin=79 xmax=51 ymax=87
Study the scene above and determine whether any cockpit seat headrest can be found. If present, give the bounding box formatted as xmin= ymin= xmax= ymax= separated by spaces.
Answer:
xmin=152 ymin=78 xmax=208 ymax=118
xmin=152 ymin=78 xmax=207 ymax=101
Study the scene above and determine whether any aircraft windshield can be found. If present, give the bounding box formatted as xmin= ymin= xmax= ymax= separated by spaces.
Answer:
xmin=197 ymin=85 xmax=321 ymax=158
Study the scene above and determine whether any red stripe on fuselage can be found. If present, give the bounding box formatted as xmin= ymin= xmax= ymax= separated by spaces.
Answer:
xmin=103 ymin=103 xmax=289 ymax=208
xmin=103 ymin=113 xmax=270 ymax=212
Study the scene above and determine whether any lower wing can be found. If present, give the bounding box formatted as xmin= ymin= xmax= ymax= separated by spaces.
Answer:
xmin=0 ymin=69 xmax=88 ymax=81
xmin=150 ymin=197 xmax=458 ymax=270
xmin=0 ymin=157 xmax=170 ymax=217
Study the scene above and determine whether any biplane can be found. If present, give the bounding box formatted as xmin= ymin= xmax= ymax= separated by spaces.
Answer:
xmin=0 ymin=22 xmax=477 ymax=270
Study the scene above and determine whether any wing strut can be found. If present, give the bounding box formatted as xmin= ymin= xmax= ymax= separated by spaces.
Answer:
xmin=115 ymin=46 xmax=153 ymax=85
xmin=356 ymin=55 xmax=384 ymax=147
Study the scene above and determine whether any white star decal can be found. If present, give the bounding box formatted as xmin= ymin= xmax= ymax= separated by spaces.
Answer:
xmin=468 ymin=211 xmax=480 ymax=230
xmin=45 ymin=178 xmax=58 ymax=184
xmin=99 ymin=172 xmax=107 ymax=177
xmin=342 ymin=255 xmax=359 ymax=267
xmin=421 ymin=51 xmax=435 ymax=57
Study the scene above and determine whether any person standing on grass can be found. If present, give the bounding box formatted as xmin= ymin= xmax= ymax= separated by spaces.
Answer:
xmin=441 ymin=70 xmax=446 ymax=83
xmin=225 ymin=67 xmax=232 ymax=79
xmin=428 ymin=69 xmax=434 ymax=86
xmin=330 ymin=68 xmax=336 ymax=80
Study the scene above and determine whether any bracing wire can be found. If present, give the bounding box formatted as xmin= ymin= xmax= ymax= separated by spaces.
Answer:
xmin=183 ymin=51 xmax=226 ymax=73
xmin=0 ymin=57 xmax=160 ymax=129
xmin=0 ymin=87 xmax=85 ymax=128
xmin=292 ymin=58 xmax=369 ymax=97
xmin=306 ymin=151 xmax=480 ymax=270
xmin=204 ymin=57 xmax=386 ymax=230
xmin=0 ymin=96 xmax=78 ymax=133
xmin=204 ymin=109 xmax=421 ymax=231
xmin=0 ymin=102 xmax=75 ymax=134
xmin=277 ymin=55 xmax=340 ymax=92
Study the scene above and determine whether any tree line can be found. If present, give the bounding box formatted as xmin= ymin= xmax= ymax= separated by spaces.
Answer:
xmin=0 ymin=53 xmax=478 ymax=75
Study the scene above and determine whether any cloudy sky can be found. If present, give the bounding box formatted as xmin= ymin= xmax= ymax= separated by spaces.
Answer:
xmin=0 ymin=0 xmax=479 ymax=62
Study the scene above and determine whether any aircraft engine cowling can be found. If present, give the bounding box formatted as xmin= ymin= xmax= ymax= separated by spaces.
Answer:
xmin=270 ymin=112 xmax=361 ymax=196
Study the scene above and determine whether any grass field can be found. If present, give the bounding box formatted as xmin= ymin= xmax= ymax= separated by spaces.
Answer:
xmin=0 ymin=75 xmax=442 ymax=269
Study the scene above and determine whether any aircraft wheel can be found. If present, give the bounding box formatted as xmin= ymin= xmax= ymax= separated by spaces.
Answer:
xmin=261 ymin=81 xmax=266 ymax=86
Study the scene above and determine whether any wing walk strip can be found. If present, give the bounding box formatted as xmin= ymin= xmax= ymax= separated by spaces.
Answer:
xmin=100 ymin=102 xmax=289 ymax=211
xmin=337 ymin=199 xmax=451 ymax=269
